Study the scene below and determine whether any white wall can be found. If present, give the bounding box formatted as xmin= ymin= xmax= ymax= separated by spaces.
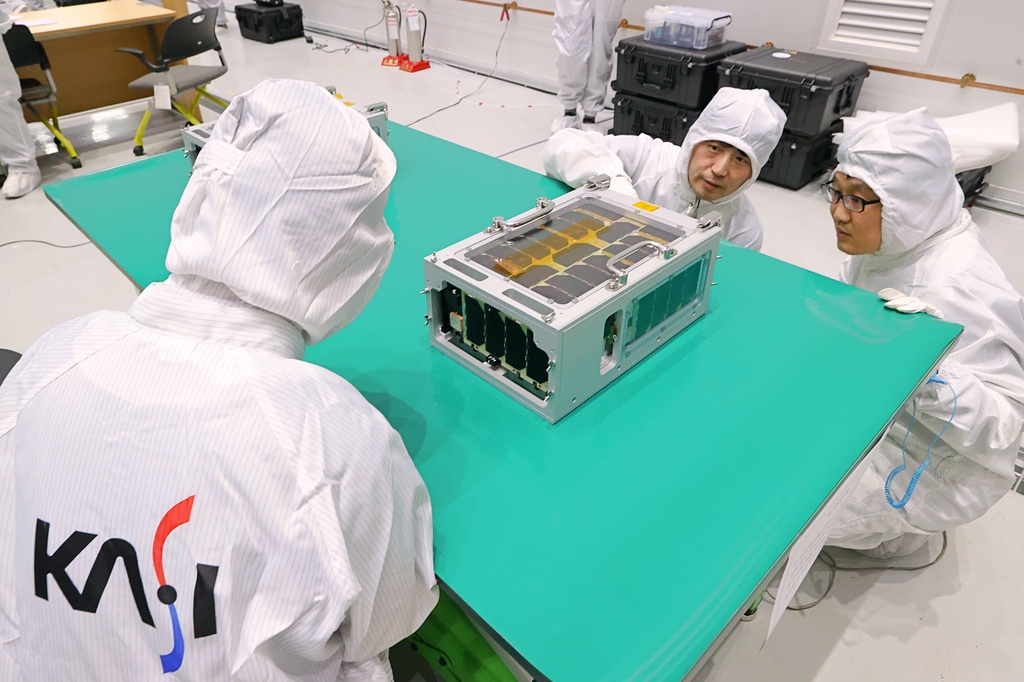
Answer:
xmin=303 ymin=0 xmax=1024 ymax=200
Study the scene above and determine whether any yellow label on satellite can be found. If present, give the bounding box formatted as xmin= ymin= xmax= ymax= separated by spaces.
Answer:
xmin=632 ymin=201 xmax=659 ymax=212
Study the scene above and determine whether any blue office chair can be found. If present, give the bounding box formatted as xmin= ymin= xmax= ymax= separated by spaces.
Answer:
xmin=116 ymin=8 xmax=230 ymax=156
xmin=0 ymin=350 xmax=22 ymax=387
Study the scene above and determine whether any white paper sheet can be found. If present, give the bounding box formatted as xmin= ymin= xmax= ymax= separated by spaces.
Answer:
xmin=15 ymin=17 xmax=57 ymax=26
xmin=764 ymin=427 xmax=890 ymax=644
xmin=153 ymin=84 xmax=172 ymax=111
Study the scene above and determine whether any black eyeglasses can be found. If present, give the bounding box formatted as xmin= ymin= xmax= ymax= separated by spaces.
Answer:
xmin=821 ymin=184 xmax=882 ymax=213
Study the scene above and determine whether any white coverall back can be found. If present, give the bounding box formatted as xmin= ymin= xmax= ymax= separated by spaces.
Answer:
xmin=826 ymin=109 xmax=1024 ymax=557
xmin=0 ymin=80 xmax=438 ymax=681
xmin=541 ymin=87 xmax=786 ymax=251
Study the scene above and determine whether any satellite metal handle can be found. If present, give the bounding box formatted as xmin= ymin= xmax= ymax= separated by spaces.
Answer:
xmin=488 ymin=198 xmax=554 ymax=233
xmin=605 ymin=240 xmax=665 ymax=289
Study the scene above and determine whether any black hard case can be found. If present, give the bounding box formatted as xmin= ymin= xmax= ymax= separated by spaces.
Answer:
xmin=718 ymin=47 xmax=868 ymax=136
xmin=956 ymin=166 xmax=991 ymax=207
xmin=611 ymin=92 xmax=700 ymax=146
xmin=235 ymin=3 xmax=304 ymax=44
xmin=613 ymin=36 xmax=748 ymax=110
xmin=758 ymin=123 xmax=841 ymax=190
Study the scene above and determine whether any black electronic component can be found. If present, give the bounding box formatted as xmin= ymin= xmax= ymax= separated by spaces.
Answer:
xmin=464 ymin=296 xmax=485 ymax=346
xmin=484 ymin=304 xmax=506 ymax=358
xmin=504 ymin=317 xmax=527 ymax=371
xmin=526 ymin=330 xmax=549 ymax=385
xmin=440 ymin=285 xmax=463 ymax=334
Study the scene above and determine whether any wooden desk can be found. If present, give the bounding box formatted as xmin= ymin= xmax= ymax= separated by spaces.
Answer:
xmin=14 ymin=0 xmax=188 ymax=120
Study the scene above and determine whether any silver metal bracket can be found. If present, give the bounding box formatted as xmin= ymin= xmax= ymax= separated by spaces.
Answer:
xmin=697 ymin=211 xmax=724 ymax=231
xmin=584 ymin=174 xmax=611 ymax=190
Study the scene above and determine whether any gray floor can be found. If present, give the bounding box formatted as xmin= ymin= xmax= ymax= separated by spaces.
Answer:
xmin=3 ymin=12 xmax=1024 ymax=682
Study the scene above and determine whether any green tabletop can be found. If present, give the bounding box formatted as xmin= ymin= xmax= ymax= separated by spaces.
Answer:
xmin=45 ymin=125 xmax=961 ymax=682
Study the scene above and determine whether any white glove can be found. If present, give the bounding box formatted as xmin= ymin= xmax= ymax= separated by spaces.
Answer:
xmin=608 ymin=174 xmax=640 ymax=200
xmin=878 ymin=288 xmax=945 ymax=319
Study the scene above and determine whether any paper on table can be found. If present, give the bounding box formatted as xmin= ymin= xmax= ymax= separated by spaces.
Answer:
xmin=764 ymin=425 xmax=890 ymax=644
xmin=15 ymin=17 xmax=57 ymax=26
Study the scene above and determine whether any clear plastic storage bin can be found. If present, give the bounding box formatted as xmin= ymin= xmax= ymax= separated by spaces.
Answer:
xmin=644 ymin=6 xmax=731 ymax=49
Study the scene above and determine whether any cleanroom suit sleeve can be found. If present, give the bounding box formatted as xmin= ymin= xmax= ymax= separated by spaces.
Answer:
xmin=0 ymin=432 xmax=16 ymax=682
xmin=542 ymin=129 xmax=640 ymax=198
xmin=322 ymin=396 xmax=438 ymax=680
xmin=722 ymin=195 xmax=764 ymax=251
xmin=913 ymin=288 xmax=1024 ymax=465
xmin=599 ymin=132 xmax=681 ymax=186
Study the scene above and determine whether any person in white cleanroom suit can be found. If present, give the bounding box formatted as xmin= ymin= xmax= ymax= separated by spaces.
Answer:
xmin=551 ymin=0 xmax=625 ymax=133
xmin=0 ymin=80 xmax=437 ymax=681
xmin=0 ymin=7 xmax=41 ymax=199
xmin=542 ymin=87 xmax=786 ymax=251
xmin=825 ymin=109 xmax=1024 ymax=558
xmin=195 ymin=0 xmax=229 ymax=28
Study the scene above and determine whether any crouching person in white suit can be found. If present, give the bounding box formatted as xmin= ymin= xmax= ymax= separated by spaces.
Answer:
xmin=825 ymin=109 xmax=1024 ymax=558
xmin=0 ymin=79 xmax=438 ymax=681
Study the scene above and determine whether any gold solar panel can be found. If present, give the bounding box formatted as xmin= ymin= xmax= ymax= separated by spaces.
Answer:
xmin=470 ymin=202 xmax=681 ymax=305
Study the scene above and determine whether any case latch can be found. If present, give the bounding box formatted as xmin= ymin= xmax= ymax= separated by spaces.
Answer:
xmin=696 ymin=211 xmax=723 ymax=231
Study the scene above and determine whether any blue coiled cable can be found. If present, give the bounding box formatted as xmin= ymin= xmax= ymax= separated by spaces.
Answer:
xmin=885 ymin=371 xmax=958 ymax=509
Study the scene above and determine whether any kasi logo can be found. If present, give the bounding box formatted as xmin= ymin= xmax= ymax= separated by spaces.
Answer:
xmin=34 ymin=496 xmax=218 ymax=674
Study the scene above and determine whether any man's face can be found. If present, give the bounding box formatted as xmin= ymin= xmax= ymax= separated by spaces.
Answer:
xmin=828 ymin=172 xmax=883 ymax=255
xmin=687 ymin=140 xmax=753 ymax=202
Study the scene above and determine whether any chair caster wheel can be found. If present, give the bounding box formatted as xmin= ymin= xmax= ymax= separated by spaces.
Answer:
xmin=70 ymin=157 xmax=82 ymax=169
xmin=133 ymin=145 xmax=145 ymax=156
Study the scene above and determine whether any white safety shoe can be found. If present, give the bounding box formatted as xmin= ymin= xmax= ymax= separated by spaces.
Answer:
xmin=579 ymin=121 xmax=605 ymax=134
xmin=550 ymin=112 xmax=580 ymax=134
xmin=2 ymin=170 xmax=41 ymax=200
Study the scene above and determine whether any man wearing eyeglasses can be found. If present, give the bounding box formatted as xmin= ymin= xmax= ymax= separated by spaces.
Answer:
xmin=823 ymin=109 xmax=1024 ymax=558
xmin=542 ymin=87 xmax=786 ymax=251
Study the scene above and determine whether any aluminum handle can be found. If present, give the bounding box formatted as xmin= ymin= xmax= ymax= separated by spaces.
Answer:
xmin=605 ymin=240 xmax=664 ymax=289
xmin=488 ymin=198 xmax=554 ymax=233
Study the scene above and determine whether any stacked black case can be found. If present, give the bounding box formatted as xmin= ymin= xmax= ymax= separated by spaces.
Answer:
xmin=718 ymin=47 xmax=869 ymax=188
xmin=611 ymin=36 xmax=746 ymax=142
xmin=236 ymin=3 xmax=304 ymax=44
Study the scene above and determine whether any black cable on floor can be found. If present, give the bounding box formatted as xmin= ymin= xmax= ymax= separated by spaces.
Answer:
xmin=405 ymin=17 xmax=511 ymax=128
xmin=0 ymin=239 xmax=90 ymax=250
xmin=496 ymin=138 xmax=547 ymax=159
xmin=363 ymin=4 xmax=387 ymax=51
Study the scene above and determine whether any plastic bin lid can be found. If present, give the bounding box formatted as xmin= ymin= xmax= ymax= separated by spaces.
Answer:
xmin=645 ymin=5 xmax=732 ymax=28
xmin=721 ymin=47 xmax=869 ymax=88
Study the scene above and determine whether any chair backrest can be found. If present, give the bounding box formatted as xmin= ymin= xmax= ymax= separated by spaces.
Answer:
xmin=54 ymin=0 xmax=104 ymax=7
xmin=1 ymin=24 xmax=50 ymax=71
xmin=0 ymin=349 xmax=22 ymax=387
xmin=160 ymin=8 xmax=221 ymax=64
